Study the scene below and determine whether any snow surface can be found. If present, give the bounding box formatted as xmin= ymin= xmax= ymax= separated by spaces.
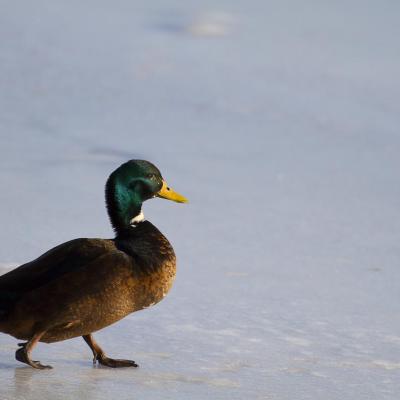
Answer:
xmin=1 ymin=1 xmax=400 ymax=399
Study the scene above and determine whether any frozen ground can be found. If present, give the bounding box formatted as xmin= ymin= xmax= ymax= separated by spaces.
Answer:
xmin=0 ymin=1 xmax=400 ymax=399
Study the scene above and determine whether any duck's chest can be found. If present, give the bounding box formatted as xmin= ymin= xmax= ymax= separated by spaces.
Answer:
xmin=81 ymin=245 xmax=176 ymax=334
xmin=132 ymin=257 xmax=176 ymax=311
xmin=115 ymin=223 xmax=177 ymax=312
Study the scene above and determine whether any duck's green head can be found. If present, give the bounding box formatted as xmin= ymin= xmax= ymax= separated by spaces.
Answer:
xmin=105 ymin=160 xmax=187 ymax=232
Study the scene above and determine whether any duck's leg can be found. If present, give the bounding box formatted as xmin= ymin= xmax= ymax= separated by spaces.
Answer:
xmin=82 ymin=334 xmax=138 ymax=368
xmin=15 ymin=331 xmax=52 ymax=369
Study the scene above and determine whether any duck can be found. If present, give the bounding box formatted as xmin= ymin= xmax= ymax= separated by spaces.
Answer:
xmin=0 ymin=160 xmax=187 ymax=369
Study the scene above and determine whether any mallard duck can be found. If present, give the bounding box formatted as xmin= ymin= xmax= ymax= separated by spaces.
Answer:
xmin=0 ymin=160 xmax=187 ymax=369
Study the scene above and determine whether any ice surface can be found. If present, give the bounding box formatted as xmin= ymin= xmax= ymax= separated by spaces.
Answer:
xmin=1 ymin=1 xmax=400 ymax=399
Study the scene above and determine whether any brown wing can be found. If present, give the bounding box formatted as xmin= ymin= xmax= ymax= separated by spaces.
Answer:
xmin=0 ymin=238 xmax=117 ymax=312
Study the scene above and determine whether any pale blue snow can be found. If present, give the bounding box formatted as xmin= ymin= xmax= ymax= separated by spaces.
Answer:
xmin=1 ymin=1 xmax=400 ymax=399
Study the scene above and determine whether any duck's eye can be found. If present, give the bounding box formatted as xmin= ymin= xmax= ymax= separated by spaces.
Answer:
xmin=147 ymin=173 xmax=156 ymax=180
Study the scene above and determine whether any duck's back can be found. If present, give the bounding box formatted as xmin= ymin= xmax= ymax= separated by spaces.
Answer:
xmin=0 ymin=238 xmax=115 ymax=310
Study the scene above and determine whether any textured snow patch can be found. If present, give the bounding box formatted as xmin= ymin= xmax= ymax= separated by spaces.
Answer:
xmin=372 ymin=360 xmax=400 ymax=370
xmin=208 ymin=378 xmax=240 ymax=388
xmin=201 ymin=361 xmax=251 ymax=373
xmin=140 ymin=372 xmax=240 ymax=388
xmin=383 ymin=335 xmax=400 ymax=345
xmin=169 ymin=324 xmax=241 ymax=337
xmin=225 ymin=271 xmax=249 ymax=277
xmin=188 ymin=12 xmax=235 ymax=37
xmin=284 ymin=337 xmax=312 ymax=347
xmin=135 ymin=352 xmax=173 ymax=359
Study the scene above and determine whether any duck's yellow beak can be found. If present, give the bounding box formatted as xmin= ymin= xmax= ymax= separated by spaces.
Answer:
xmin=156 ymin=180 xmax=188 ymax=203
